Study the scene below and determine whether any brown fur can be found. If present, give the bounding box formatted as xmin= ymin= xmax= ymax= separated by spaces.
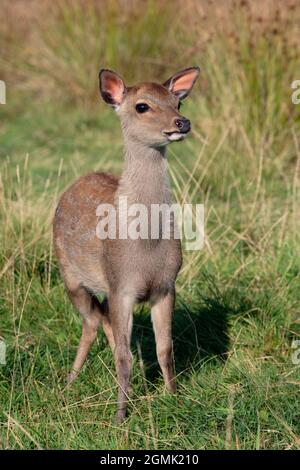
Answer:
xmin=53 ymin=67 xmax=199 ymax=423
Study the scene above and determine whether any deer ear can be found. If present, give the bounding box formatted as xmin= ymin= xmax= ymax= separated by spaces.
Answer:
xmin=163 ymin=66 xmax=200 ymax=100
xmin=99 ymin=69 xmax=127 ymax=108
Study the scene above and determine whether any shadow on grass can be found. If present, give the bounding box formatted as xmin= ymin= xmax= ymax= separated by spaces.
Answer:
xmin=132 ymin=298 xmax=229 ymax=383
xmin=132 ymin=283 xmax=253 ymax=383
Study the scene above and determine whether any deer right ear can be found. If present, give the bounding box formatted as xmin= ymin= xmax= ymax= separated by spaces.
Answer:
xmin=163 ymin=66 xmax=200 ymax=100
xmin=99 ymin=69 xmax=126 ymax=108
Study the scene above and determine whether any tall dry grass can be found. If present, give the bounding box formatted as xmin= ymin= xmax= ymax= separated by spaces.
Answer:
xmin=1 ymin=0 xmax=300 ymax=105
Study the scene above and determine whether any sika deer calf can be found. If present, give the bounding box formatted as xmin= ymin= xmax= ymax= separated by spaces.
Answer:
xmin=53 ymin=67 xmax=200 ymax=422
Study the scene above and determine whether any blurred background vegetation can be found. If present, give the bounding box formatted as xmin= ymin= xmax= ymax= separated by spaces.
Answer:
xmin=0 ymin=0 xmax=300 ymax=450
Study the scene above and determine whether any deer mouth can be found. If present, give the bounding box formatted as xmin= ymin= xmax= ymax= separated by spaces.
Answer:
xmin=163 ymin=130 xmax=189 ymax=142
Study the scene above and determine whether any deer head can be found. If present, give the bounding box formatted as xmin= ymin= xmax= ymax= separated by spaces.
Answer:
xmin=99 ymin=67 xmax=200 ymax=148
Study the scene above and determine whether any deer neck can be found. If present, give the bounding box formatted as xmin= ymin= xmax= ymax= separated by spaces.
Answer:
xmin=117 ymin=140 xmax=172 ymax=206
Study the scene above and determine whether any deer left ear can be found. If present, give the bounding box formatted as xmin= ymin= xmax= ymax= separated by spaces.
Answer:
xmin=163 ymin=66 xmax=200 ymax=100
xmin=99 ymin=69 xmax=127 ymax=108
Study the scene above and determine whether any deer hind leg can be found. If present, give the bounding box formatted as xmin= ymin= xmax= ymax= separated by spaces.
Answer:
xmin=66 ymin=285 xmax=115 ymax=384
xmin=109 ymin=293 xmax=134 ymax=424
xmin=151 ymin=291 xmax=176 ymax=393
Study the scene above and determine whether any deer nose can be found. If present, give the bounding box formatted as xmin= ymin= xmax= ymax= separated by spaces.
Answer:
xmin=175 ymin=118 xmax=191 ymax=133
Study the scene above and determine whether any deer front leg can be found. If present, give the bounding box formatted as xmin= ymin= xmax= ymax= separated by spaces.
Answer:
xmin=151 ymin=291 xmax=176 ymax=393
xmin=109 ymin=293 xmax=134 ymax=424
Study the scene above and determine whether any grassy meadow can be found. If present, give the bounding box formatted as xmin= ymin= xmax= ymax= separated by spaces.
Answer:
xmin=1 ymin=0 xmax=300 ymax=449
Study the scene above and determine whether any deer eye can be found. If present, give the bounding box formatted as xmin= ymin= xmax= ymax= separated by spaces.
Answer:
xmin=135 ymin=103 xmax=150 ymax=113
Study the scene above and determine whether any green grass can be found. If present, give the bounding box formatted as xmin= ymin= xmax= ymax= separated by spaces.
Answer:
xmin=1 ymin=0 xmax=300 ymax=450
xmin=0 ymin=95 xmax=300 ymax=449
